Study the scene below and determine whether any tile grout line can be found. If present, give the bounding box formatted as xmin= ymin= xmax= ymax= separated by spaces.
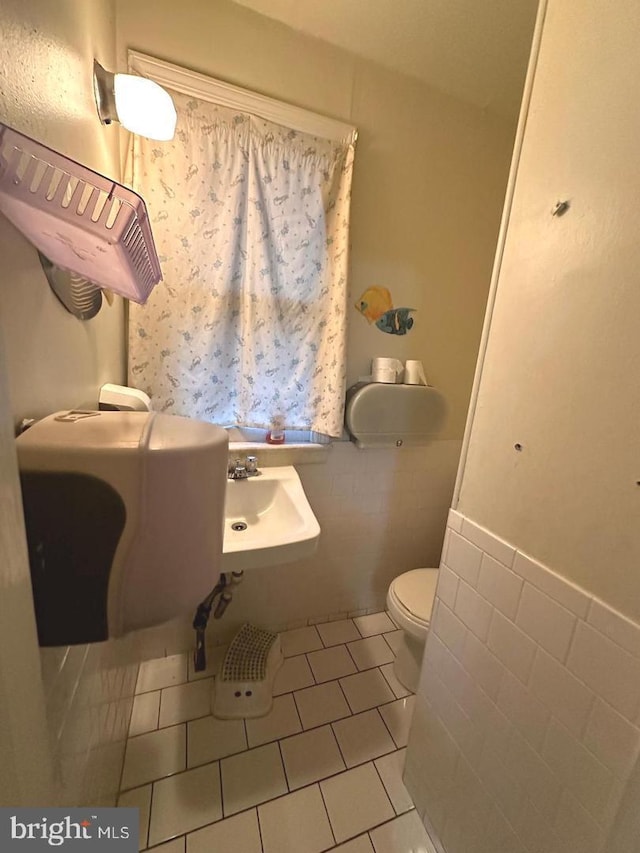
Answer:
xmin=329 ymin=718 xmax=349 ymax=771
xmin=146 ymin=780 xmax=155 ymax=851
xmin=184 ymin=713 xmax=189 ymax=771
xmin=158 ymin=688 xmax=165 ymax=730
xmin=336 ymin=673 xmax=357 ymax=716
xmin=377 ymin=664 xmax=396 ymax=698
xmin=373 ymin=705 xmax=399 ymax=756
xmin=120 ymin=678 xmax=407 ymax=793
xmin=255 ymin=806 xmax=265 ymax=853
xmin=242 ymin=717 xmax=248 ymax=755
xmin=319 ymin=626 xmax=330 ymax=650
xmin=344 ymin=641 xmax=359 ymax=671
xmin=275 ymin=738 xmax=291 ymax=795
xmin=290 ymin=690 xmax=305 ymax=739
xmin=277 ymin=736 xmax=292 ymax=791
xmin=380 ymin=632 xmax=395 ymax=657
xmin=371 ymin=750 xmax=400 ymax=816
xmin=116 ymin=710 xmax=133 ymax=805
xmin=289 ymin=687 xmax=305 ymax=735
xmin=303 ymin=651 xmax=318 ymax=689
xmin=217 ymin=760 xmax=225 ymax=825
xmin=316 ymin=781 xmax=337 ymax=849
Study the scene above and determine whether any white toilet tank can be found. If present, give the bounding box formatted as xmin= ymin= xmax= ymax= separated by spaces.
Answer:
xmin=16 ymin=410 xmax=228 ymax=645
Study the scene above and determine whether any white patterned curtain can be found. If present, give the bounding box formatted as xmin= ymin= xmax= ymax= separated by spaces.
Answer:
xmin=128 ymin=91 xmax=355 ymax=437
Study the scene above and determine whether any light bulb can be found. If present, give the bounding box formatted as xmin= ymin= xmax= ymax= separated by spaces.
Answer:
xmin=94 ymin=60 xmax=177 ymax=141
xmin=114 ymin=74 xmax=177 ymax=141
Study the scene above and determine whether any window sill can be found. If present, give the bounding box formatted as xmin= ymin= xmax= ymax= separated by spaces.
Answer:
xmin=227 ymin=440 xmax=330 ymax=466
xmin=226 ymin=428 xmax=332 ymax=465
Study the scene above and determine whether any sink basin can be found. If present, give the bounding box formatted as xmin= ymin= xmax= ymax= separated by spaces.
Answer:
xmin=221 ymin=466 xmax=320 ymax=571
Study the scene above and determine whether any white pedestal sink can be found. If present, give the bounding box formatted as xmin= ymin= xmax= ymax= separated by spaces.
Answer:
xmin=221 ymin=466 xmax=320 ymax=571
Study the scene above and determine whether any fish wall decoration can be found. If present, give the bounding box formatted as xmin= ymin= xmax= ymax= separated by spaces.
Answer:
xmin=354 ymin=286 xmax=415 ymax=336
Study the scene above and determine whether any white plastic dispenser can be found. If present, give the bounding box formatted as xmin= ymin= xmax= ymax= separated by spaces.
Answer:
xmin=16 ymin=410 xmax=228 ymax=645
xmin=345 ymin=382 xmax=446 ymax=448
xmin=99 ymin=383 xmax=152 ymax=412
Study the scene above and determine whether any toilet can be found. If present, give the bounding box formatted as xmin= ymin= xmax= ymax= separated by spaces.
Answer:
xmin=386 ymin=568 xmax=439 ymax=692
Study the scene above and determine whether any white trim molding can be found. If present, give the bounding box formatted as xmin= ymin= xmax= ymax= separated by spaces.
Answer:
xmin=128 ymin=51 xmax=357 ymax=145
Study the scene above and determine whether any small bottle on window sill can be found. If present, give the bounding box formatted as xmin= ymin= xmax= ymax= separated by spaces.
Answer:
xmin=266 ymin=415 xmax=285 ymax=445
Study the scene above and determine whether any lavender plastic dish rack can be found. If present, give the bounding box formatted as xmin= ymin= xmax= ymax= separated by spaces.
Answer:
xmin=0 ymin=123 xmax=162 ymax=303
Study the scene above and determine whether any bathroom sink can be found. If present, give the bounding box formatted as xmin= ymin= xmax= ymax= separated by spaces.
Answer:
xmin=221 ymin=466 xmax=320 ymax=571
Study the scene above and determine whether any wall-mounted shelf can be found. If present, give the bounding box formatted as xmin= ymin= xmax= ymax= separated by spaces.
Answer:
xmin=0 ymin=122 xmax=162 ymax=304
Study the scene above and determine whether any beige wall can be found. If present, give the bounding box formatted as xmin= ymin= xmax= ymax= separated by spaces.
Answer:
xmin=0 ymin=0 xmax=126 ymax=425
xmin=457 ymin=0 xmax=640 ymax=620
xmin=116 ymin=0 xmax=516 ymax=439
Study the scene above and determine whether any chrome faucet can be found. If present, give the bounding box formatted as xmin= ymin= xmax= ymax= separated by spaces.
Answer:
xmin=228 ymin=455 xmax=260 ymax=479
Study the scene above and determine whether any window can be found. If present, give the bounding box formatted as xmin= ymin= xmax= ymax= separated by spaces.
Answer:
xmin=127 ymin=53 xmax=356 ymax=438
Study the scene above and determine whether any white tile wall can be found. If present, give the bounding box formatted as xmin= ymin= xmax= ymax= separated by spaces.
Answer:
xmin=477 ymin=553 xmax=522 ymax=620
xmin=445 ymin=532 xmax=483 ymax=587
xmin=515 ymin=584 xmax=576 ymax=662
xmin=458 ymin=631 xmax=504 ymax=701
xmin=40 ymin=636 xmax=138 ymax=806
xmin=528 ymin=649 xmax=593 ymax=738
xmin=453 ymin=581 xmax=493 ymax=641
xmin=496 ymin=671 xmax=550 ymax=752
xmin=567 ymin=623 xmax=640 ymax=721
xmin=405 ymin=512 xmax=640 ymax=853
xmin=487 ymin=609 xmax=536 ymax=684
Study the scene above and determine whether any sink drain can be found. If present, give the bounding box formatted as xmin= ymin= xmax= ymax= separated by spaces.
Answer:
xmin=231 ymin=521 xmax=248 ymax=532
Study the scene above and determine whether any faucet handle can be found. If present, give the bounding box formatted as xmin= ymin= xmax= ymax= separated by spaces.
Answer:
xmin=245 ymin=455 xmax=258 ymax=474
xmin=228 ymin=457 xmax=246 ymax=478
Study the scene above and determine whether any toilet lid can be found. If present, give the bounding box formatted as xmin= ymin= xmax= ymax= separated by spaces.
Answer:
xmin=392 ymin=568 xmax=439 ymax=622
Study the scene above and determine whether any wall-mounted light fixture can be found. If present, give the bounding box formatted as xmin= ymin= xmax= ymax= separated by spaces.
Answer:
xmin=93 ymin=60 xmax=177 ymax=141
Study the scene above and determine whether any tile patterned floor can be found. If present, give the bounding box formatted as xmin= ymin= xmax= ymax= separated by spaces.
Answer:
xmin=118 ymin=613 xmax=437 ymax=853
